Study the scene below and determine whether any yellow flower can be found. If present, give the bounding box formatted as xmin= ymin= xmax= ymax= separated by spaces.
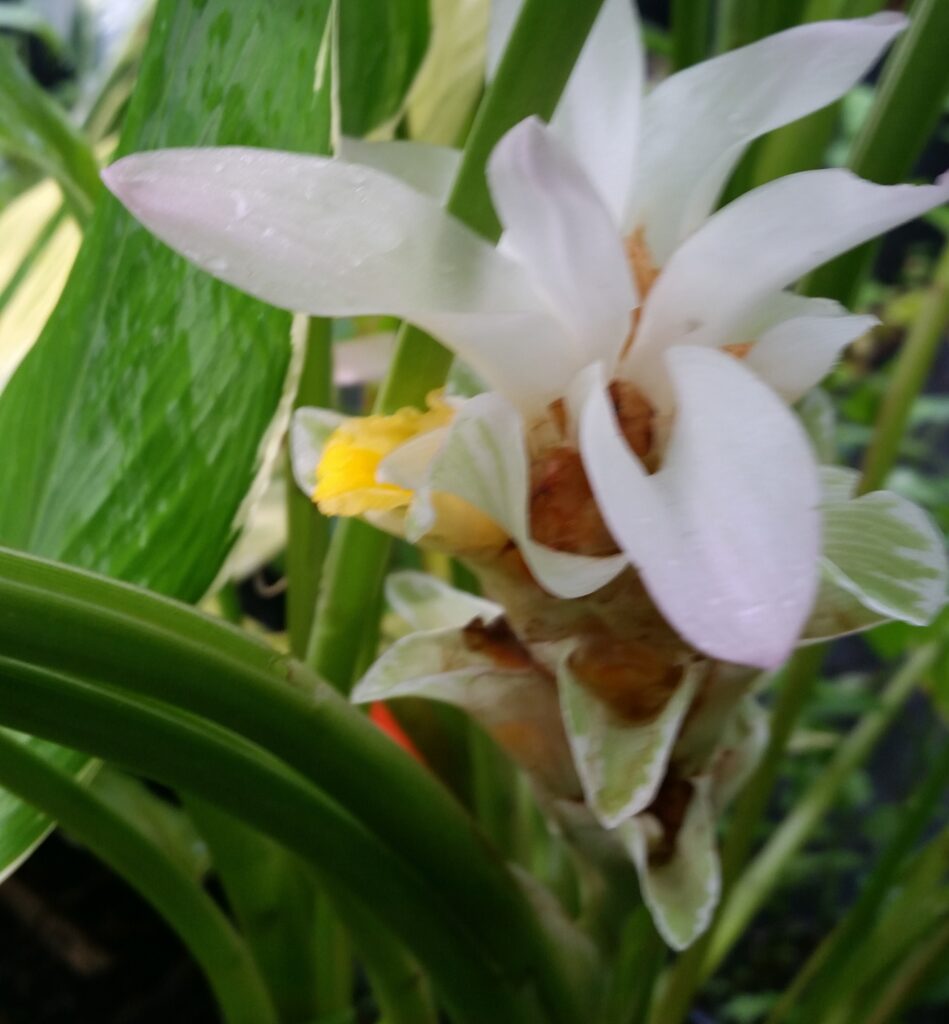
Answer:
xmin=313 ymin=392 xmax=454 ymax=517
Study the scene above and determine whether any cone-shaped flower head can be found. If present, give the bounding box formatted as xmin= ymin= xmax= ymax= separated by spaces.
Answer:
xmin=103 ymin=1 xmax=949 ymax=670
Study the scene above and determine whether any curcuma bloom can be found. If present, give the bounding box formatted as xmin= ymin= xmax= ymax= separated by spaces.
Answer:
xmin=104 ymin=1 xmax=948 ymax=946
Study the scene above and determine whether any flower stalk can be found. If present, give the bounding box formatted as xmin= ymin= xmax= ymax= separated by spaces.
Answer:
xmin=305 ymin=0 xmax=608 ymax=692
xmin=706 ymin=642 xmax=941 ymax=976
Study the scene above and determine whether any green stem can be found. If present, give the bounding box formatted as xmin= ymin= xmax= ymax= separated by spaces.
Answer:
xmin=765 ymin=735 xmax=949 ymax=1024
xmin=306 ymin=0 xmax=608 ymax=693
xmin=0 ymin=728 xmax=277 ymax=1024
xmin=671 ymin=0 xmax=711 ymax=70
xmin=0 ymin=547 xmax=581 ymax=1024
xmin=721 ymin=648 xmax=825 ymax=885
xmin=859 ymin=239 xmax=949 ymax=494
xmin=603 ymin=907 xmax=665 ymax=1024
xmin=285 ymin=322 xmax=353 ymax=1019
xmin=185 ymin=799 xmax=326 ymax=1022
xmin=861 ymin=917 xmax=949 ymax=1024
xmin=0 ymin=655 xmax=536 ymax=1024
xmin=705 ymin=643 xmax=938 ymax=976
xmin=329 ymin=887 xmax=439 ymax=1024
xmin=651 ymin=646 xmax=824 ymax=1024
xmin=305 ymin=518 xmax=391 ymax=688
xmin=0 ymin=42 xmax=101 ymax=223
xmin=804 ymin=0 xmax=949 ymax=305
xmin=287 ymin=317 xmax=334 ymax=656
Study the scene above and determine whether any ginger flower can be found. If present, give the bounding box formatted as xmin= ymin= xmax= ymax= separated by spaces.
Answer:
xmin=104 ymin=0 xmax=946 ymax=669
xmin=102 ymin=0 xmax=949 ymax=947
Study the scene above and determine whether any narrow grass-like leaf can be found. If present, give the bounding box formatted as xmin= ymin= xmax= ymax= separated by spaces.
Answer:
xmin=0 ymin=730 xmax=277 ymax=1024
xmin=804 ymin=0 xmax=949 ymax=304
xmin=0 ymin=41 xmax=100 ymax=220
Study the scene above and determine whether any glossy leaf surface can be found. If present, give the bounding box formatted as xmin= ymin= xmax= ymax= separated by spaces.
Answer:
xmin=0 ymin=0 xmax=333 ymax=873
xmin=339 ymin=0 xmax=431 ymax=136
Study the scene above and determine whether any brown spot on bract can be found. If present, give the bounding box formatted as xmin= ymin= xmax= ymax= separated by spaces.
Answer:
xmin=569 ymin=637 xmax=683 ymax=722
xmin=645 ymin=774 xmax=694 ymax=866
xmin=529 ymin=446 xmax=619 ymax=557
xmin=462 ymin=616 xmax=534 ymax=670
xmin=609 ymin=379 xmax=654 ymax=462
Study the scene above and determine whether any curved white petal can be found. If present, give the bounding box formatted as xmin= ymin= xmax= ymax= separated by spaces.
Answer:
xmin=417 ymin=308 xmax=579 ymax=414
xmin=103 ymin=148 xmax=536 ymax=317
xmin=335 ymin=137 xmax=462 ymax=202
xmin=745 ymin=308 xmax=878 ymax=403
xmin=103 ymin=147 xmax=570 ymax=411
xmin=289 ymin=406 xmax=346 ymax=495
xmin=408 ymin=392 xmax=627 ymax=598
xmin=550 ymin=0 xmax=644 ymax=221
xmin=737 ymin=290 xmax=846 ymax=337
xmin=576 ymin=351 xmax=821 ymax=668
xmin=377 ymin=428 xmax=449 ymax=493
xmin=629 ymin=169 xmax=949 ymax=405
xmin=633 ymin=13 xmax=907 ymax=256
xmin=488 ymin=118 xmax=636 ymax=368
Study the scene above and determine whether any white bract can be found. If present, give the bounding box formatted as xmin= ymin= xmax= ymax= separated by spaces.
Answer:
xmin=103 ymin=1 xmax=948 ymax=669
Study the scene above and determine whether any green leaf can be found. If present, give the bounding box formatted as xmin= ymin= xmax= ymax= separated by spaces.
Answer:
xmin=339 ymin=0 xmax=431 ymax=137
xmin=0 ymin=181 xmax=80 ymax=387
xmin=0 ymin=0 xmax=334 ymax=877
xmin=804 ymin=0 xmax=949 ymax=305
xmin=0 ymin=41 xmax=101 ymax=221
xmin=90 ymin=767 xmax=210 ymax=883
xmin=0 ymin=732 xmax=95 ymax=883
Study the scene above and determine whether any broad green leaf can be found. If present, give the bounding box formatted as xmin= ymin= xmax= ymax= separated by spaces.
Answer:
xmin=557 ymin=656 xmax=703 ymax=829
xmin=0 ymin=41 xmax=100 ymax=220
xmin=0 ymin=0 xmax=333 ymax=875
xmin=0 ymin=182 xmax=81 ymax=387
xmin=339 ymin=0 xmax=431 ymax=137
